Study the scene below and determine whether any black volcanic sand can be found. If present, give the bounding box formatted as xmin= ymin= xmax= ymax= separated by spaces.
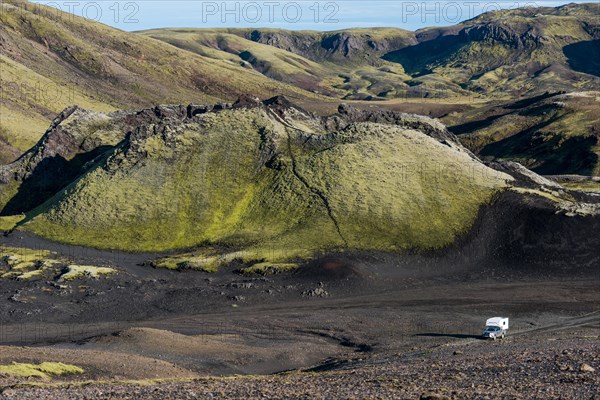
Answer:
xmin=0 ymin=192 xmax=598 ymax=394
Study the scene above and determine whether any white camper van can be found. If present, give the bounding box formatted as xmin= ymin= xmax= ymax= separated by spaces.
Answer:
xmin=482 ymin=317 xmax=509 ymax=340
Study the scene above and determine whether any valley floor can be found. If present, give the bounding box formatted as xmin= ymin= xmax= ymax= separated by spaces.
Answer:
xmin=2 ymin=327 xmax=597 ymax=399
xmin=0 ymin=233 xmax=598 ymax=399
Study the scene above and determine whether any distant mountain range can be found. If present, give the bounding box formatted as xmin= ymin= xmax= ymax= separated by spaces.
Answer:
xmin=142 ymin=3 xmax=599 ymax=100
xmin=1 ymin=0 xmax=599 ymax=175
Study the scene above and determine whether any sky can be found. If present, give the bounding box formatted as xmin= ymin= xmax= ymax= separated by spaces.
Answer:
xmin=31 ymin=0 xmax=597 ymax=31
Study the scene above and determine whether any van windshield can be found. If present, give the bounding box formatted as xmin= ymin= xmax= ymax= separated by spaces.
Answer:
xmin=485 ymin=326 xmax=501 ymax=331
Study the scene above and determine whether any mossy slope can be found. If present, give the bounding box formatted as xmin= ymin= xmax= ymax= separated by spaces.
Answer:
xmin=20 ymin=99 xmax=511 ymax=253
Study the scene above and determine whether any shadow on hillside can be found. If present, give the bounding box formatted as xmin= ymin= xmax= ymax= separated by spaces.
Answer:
xmin=504 ymin=91 xmax=563 ymax=109
xmin=563 ymin=40 xmax=600 ymax=77
xmin=449 ymin=92 xmax=564 ymax=135
xmin=449 ymin=113 xmax=506 ymax=135
xmin=480 ymin=125 xmax=598 ymax=176
xmin=382 ymin=35 xmax=465 ymax=76
xmin=0 ymin=145 xmax=113 ymax=216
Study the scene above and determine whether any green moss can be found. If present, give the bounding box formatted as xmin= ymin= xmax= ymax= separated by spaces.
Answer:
xmin=17 ymin=269 xmax=45 ymax=280
xmin=156 ymin=245 xmax=302 ymax=271
xmin=1 ymin=246 xmax=52 ymax=263
xmin=151 ymin=250 xmax=223 ymax=273
xmin=0 ymin=214 xmax=25 ymax=231
xmin=59 ymin=265 xmax=116 ymax=281
xmin=0 ymin=362 xmax=84 ymax=379
xmin=560 ymin=181 xmax=600 ymax=192
xmin=510 ymin=187 xmax=574 ymax=203
xmin=239 ymin=262 xmax=299 ymax=276
xmin=22 ymin=108 xmax=510 ymax=255
xmin=0 ymin=363 xmax=47 ymax=378
xmin=0 ymin=180 xmax=21 ymax=213
xmin=10 ymin=260 xmax=37 ymax=271
xmin=0 ymin=246 xmax=113 ymax=281
xmin=292 ymin=123 xmax=508 ymax=250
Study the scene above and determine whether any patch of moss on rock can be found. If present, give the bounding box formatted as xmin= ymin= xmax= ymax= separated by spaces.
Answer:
xmin=0 ymin=246 xmax=116 ymax=281
xmin=0 ymin=214 xmax=25 ymax=232
xmin=59 ymin=265 xmax=116 ymax=281
xmin=239 ymin=262 xmax=299 ymax=276
xmin=0 ymin=362 xmax=84 ymax=379
xmin=0 ymin=246 xmax=60 ymax=280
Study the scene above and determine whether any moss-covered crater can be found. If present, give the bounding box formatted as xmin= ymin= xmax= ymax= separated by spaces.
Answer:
xmin=15 ymin=100 xmax=511 ymax=256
